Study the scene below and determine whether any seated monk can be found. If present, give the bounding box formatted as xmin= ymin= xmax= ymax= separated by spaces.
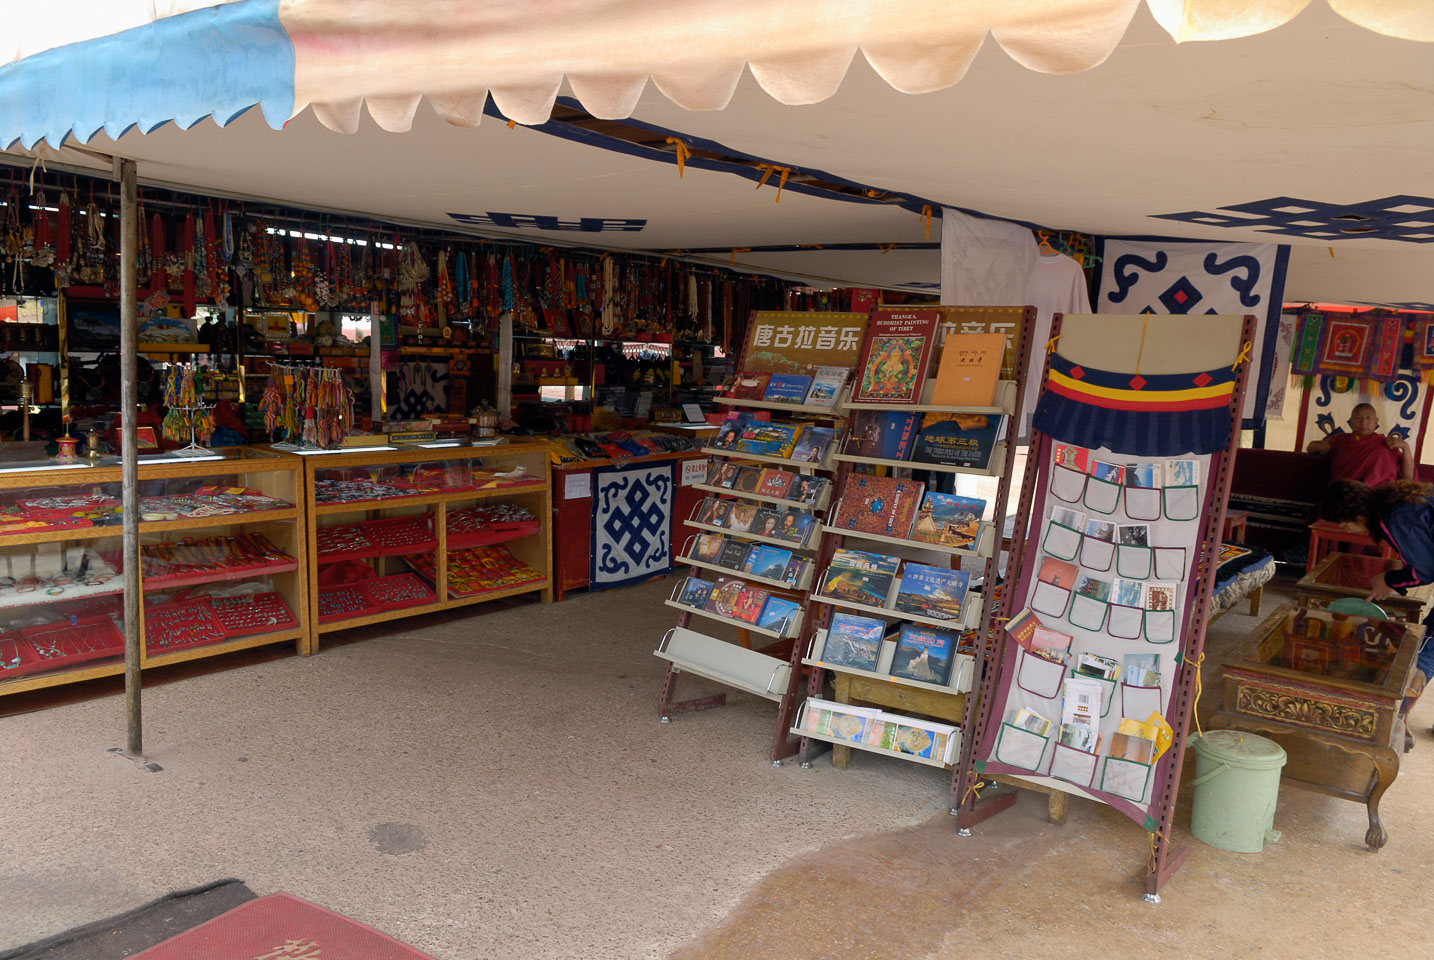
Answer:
xmin=1307 ymin=403 xmax=1414 ymax=487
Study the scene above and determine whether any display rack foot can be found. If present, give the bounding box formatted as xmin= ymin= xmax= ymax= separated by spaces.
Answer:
xmin=1145 ymin=840 xmax=1189 ymax=898
xmin=955 ymin=781 xmax=1017 ymax=831
xmin=107 ymin=746 xmax=163 ymax=773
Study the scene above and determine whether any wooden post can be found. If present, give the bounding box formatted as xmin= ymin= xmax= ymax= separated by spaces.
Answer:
xmin=497 ymin=310 xmax=513 ymax=416
xmin=117 ymin=156 xmax=142 ymax=757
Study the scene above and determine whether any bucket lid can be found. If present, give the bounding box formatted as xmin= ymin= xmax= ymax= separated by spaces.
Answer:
xmin=1191 ymin=730 xmax=1287 ymax=769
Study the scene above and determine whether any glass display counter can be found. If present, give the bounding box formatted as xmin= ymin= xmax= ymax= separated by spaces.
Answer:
xmin=0 ymin=447 xmax=307 ymax=696
xmin=294 ymin=438 xmax=552 ymax=650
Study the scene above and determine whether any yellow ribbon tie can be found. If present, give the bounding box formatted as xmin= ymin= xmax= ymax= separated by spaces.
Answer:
xmin=960 ymin=780 xmax=984 ymax=807
xmin=1192 ymin=652 xmax=1206 ymax=737
xmin=1045 ymin=335 xmax=1060 ymax=354
xmin=665 ymin=137 xmax=691 ymax=178
xmin=921 ymin=204 xmax=933 ymax=241
xmin=754 ymin=164 xmax=791 ymax=202
xmin=730 ymin=247 xmax=751 ymax=264
xmin=878 ymin=243 xmax=899 ymax=255
xmin=506 ymin=119 xmax=516 ymax=130
xmin=1231 ymin=339 xmax=1252 ymax=371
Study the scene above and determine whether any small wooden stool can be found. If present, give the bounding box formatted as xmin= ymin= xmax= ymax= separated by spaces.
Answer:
xmin=1222 ymin=509 xmax=1249 ymax=541
xmin=1307 ymin=520 xmax=1396 ymax=572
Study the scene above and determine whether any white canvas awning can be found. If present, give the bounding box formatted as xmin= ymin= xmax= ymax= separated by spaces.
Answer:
xmin=0 ymin=0 xmax=1430 ymax=303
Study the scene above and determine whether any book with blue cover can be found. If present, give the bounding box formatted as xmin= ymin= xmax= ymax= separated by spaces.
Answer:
xmin=892 ymin=563 xmax=970 ymax=622
xmin=735 ymin=421 xmax=803 ymax=458
xmin=790 ymin=425 xmax=835 ymax=464
xmin=762 ymin=374 xmax=814 ymax=404
xmin=822 ymin=612 xmax=886 ymax=671
xmin=845 ymin=410 xmax=919 ymax=461
xmin=743 ymin=544 xmax=794 ymax=581
xmin=888 ymin=623 xmax=957 ymax=685
xmin=818 ymin=549 xmax=902 ymax=607
xmin=910 ymin=412 xmax=1003 ymax=470
xmin=677 ymin=577 xmax=715 ymax=610
xmin=911 ymin=492 xmax=986 ymax=549
xmin=757 ymin=596 xmax=801 ymax=632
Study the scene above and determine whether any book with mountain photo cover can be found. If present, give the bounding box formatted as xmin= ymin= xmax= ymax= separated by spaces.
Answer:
xmin=818 ymin=549 xmax=902 ymax=608
xmin=892 ymin=563 xmax=970 ymax=622
xmin=821 ymin=612 xmax=886 ymax=671
xmin=888 ymin=623 xmax=957 ymax=686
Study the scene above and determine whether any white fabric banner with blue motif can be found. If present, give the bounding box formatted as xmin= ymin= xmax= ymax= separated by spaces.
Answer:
xmin=1096 ymin=239 xmax=1290 ymax=427
xmin=590 ymin=462 xmax=675 ymax=590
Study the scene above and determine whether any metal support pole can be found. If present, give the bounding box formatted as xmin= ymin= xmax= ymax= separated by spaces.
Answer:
xmin=497 ymin=311 xmax=513 ymax=417
xmin=118 ymin=157 xmax=142 ymax=757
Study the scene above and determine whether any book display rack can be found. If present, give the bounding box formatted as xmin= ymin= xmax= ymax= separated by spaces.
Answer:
xmin=793 ymin=306 xmax=1036 ymax=789
xmin=657 ymin=311 xmax=866 ymax=763
xmin=0 ymin=447 xmax=308 ymax=695
xmin=299 ymin=439 xmax=552 ymax=651
xmin=953 ymin=312 xmax=1256 ymax=899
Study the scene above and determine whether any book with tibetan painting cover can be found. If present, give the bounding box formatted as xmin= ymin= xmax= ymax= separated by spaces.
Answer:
xmin=728 ymin=372 xmax=770 ymax=400
xmin=852 ymin=307 xmax=941 ymax=404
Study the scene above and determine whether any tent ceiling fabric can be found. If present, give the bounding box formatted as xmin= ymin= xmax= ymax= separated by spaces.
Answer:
xmin=0 ymin=1 xmax=1430 ymax=303
xmin=2 ymin=0 xmax=1431 ymax=147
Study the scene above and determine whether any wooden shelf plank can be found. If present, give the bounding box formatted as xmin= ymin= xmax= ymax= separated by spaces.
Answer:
xmin=314 ymin=483 xmax=546 ymax=516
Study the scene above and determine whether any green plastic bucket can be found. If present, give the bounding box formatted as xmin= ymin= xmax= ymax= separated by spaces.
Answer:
xmin=1189 ymin=730 xmax=1287 ymax=853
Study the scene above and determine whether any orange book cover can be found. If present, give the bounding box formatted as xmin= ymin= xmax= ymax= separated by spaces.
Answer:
xmin=930 ymin=332 xmax=1005 ymax=407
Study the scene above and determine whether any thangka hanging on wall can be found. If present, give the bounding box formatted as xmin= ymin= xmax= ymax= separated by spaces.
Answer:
xmin=590 ymin=462 xmax=675 ymax=590
xmin=1412 ymin=317 xmax=1434 ymax=374
xmin=1290 ymin=309 xmax=1407 ymax=382
xmin=1303 ymin=375 xmax=1423 ymax=449
xmin=1095 ymin=239 xmax=1289 ymax=427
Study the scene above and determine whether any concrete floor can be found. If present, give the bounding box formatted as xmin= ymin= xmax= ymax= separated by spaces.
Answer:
xmin=0 ymin=573 xmax=1428 ymax=959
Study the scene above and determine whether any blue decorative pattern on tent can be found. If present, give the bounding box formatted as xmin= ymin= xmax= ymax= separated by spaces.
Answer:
xmin=1094 ymin=238 xmax=1289 ymax=429
xmin=0 ymin=0 xmax=293 ymax=149
xmin=1154 ymin=196 xmax=1434 ymax=243
xmin=590 ymin=462 xmax=674 ymax=590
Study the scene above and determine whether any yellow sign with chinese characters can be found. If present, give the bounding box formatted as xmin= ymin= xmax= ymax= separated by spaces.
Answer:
xmin=740 ymin=311 xmax=869 ymax=375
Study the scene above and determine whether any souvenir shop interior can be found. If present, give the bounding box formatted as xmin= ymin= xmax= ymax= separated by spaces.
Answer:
xmin=0 ymin=156 xmax=1430 ymax=903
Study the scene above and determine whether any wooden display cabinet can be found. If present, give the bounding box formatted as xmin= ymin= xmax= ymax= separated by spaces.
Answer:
xmin=296 ymin=439 xmax=552 ymax=652
xmin=0 ymin=447 xmax=308 ymax=696
xmin=1213 ymin=605 xmax=1421 ymax=851
xmin=1295 ymin=552 xmax=1434 ymax=624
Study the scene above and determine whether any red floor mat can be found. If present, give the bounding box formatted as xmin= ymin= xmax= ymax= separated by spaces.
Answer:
xmin=133 ymin=892 xmax=438 ymax=959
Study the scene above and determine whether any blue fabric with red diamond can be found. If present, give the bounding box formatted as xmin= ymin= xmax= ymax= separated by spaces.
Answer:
xmin=1033 ymin=353 xmax=1237 ymax=455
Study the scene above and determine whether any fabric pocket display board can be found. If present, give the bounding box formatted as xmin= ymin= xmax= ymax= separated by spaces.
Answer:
xmin=1031 ymin=579 xmax=1072 ymax=619
xmin=1042 ymin=520 xmax=1082 ymax=561
xmin=1079 ymin=535 xmax=1115 ymax=571
xmin=1050 ymin=743 xmax=1100 ymax=789
xmin=1154 ymin=546 xmax=1186 ymax=582
xmin=1115 ymin=544 xmax=1153 ymax=580
xmin=1121 ymin=681 xmax=1165 ymax=720
xmin=995 ymin=722 xmax=1051 ymax=773
xmin=1107 ymin=603 xmax=1145 ymax=640
xmin=1144 ymin=609 xmax=1177 ymax=644
xmin=1082 ymin=475 xmax=1121 ymax=514
xmin=1016 ymin=643 xmax=1070 ymax=699
xmin=1123 ymin=486 xmax=1162 ymax=522
xmin=1163 ymin=484 xmax=1200 ymax=521
xmin=1068 ymin=592 xmax=1108 ymax=632
xmin=1101 ymin=756 xmax=1155 ymax=804
xmin=1051 ymin=464 xmax=1087 ymax=503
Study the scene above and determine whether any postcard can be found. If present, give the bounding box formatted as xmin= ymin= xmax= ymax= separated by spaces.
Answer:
xmin=1038 ymin=556 xmax=1078 ymax=589
xmin=1112 ymin=578 xmax=1144 ymax=608
xmin=1091 ymin=460 xmax=1125 ymax=485
xmin=1117 ymin=524 xmax=1149 ymax=547
xmin=1074 ymin=574 xmax=1111 ymax=602
xmin=1084 ymin=519 xmax=1116 ymax=542
xmin=1165 ymin=458 xmax=1198 ymax=487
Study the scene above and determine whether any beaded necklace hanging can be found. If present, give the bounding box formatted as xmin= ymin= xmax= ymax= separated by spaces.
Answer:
xmin=161 ymin=362 xmax=216 ymax=448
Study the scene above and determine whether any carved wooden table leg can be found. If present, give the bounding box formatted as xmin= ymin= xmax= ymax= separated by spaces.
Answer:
xmin=1365 ymin=745 xmax=1399 ymax=851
